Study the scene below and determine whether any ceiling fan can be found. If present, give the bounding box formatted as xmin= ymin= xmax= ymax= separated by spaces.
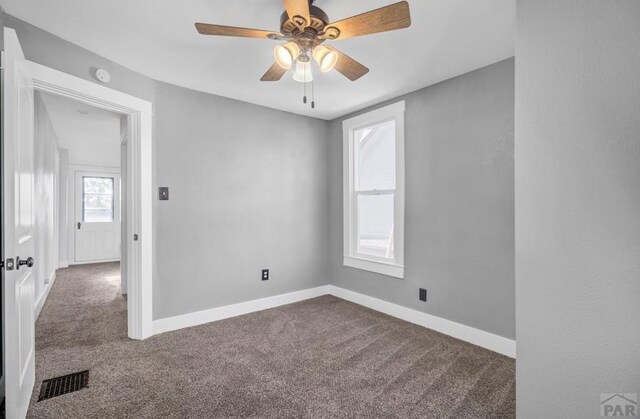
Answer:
xmin=195 ymin=0 xmax=411 ymax=83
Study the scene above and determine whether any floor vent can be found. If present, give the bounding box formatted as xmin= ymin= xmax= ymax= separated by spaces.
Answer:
xmin=38 ymin=370 xmax=89 ymax=401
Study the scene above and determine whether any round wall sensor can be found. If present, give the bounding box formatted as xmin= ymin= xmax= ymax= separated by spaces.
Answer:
xmin=95 ymin=68 xmax=111 ymax=83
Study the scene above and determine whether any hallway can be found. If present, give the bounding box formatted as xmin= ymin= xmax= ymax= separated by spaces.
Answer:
xmin=28 ymin=262 xmax=128 ymax=417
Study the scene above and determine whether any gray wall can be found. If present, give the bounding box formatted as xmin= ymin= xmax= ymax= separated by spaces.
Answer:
xmin=57 ymin=149 xmax=69 ymax=266
xmin=0 ymin=14 xmax=154 ymax=103
xmin=328 ymin=58 xmax=515 ymax=340
xmin=1 ymin=13 xmax=330 ymax=321
xmin=33 ymin=93 xmax=59 ymax=306
xmin=515 ymin=1 xmax=640 ymax=418
xmin=153 ymin=82 xmax=329 ymax=318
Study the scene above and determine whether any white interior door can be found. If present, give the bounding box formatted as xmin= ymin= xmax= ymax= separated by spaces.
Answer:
xmin=75 ymin=171 xmax=121 ymax=262
xmin=3 ymin=28 xmax=36 ymax=419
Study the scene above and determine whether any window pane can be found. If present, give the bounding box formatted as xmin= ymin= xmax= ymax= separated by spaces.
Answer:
xmin=83 ymin=177 xmax=114 ymax=222
xmin=356 ymin=120 xmax=396 ymax=191
xmin=357 ymin=193 xmax=394 ymax=259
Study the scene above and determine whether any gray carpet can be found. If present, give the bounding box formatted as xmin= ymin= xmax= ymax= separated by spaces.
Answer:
xmin=28 ymin=263 xmax=515 ymax=418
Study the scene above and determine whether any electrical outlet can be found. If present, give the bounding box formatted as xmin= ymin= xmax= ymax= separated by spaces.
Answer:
xmin=419 ymin=288 xmax=427 ymax=302
xmin=262 ymin=269 xmax=269 ymax=281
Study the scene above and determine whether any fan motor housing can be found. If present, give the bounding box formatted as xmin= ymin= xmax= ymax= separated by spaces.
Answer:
xmin=280 ymin=5 xmax=329 ymax=37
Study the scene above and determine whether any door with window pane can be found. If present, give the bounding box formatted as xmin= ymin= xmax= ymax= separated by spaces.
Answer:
xmin=75 ymin=171 xmax=121 ymax=262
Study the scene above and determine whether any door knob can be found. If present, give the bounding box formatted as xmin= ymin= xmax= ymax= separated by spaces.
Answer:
xmin=78 ymin=222 xmax=82 ymax=230
xmin=16 ymin=256 xmax=34 ymax=270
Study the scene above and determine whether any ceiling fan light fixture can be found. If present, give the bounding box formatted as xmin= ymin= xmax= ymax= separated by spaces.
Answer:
xmin=313 ymin=45 xmax=338 ymax=73
xmin=293 ymin=60 xmax=313 ymax=83
xmin=197 ymin=1 xmax=413 ymax=85
xmin=274 ymin=42 xmax=300 ymax=69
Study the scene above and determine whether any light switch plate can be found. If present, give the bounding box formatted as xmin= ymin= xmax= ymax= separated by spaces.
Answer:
xmin=159 ymin=187 xmax=169 ymax=200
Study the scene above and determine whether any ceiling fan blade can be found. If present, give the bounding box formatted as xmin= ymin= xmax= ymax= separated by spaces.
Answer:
xmin=332 ymin=48 xmax=369 ymax=81
xmin=322 ymin=1 xmax=411 ymax=40
xmin=260 ymin=63 xmax=288 ymax=81
xmin=195 ymin=23 xmax=279 ymax=39
xmin=283 ymin=0 xmax=311 ymax=29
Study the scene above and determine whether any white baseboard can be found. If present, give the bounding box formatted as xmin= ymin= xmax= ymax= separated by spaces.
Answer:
xmin=151 ymin=284 xmax=515 ymax=358
xmin=35 ymin=271 xmax=57 ymax=319
xmin=58 ymin=260 xmax=69 ymax=268
xmin=70 ymin=258 xmax=120 ymax=266
xmin=327 ymin=285 xmax=516 ymax=358
xmin=153 ymin=285 xmax=330 ymax=335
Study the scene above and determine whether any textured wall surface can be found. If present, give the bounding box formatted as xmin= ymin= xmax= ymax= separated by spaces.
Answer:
xmin=34 ymin=92 xmax=59 ymax=304
xmin=516 ymin=1 xmax=640 ymax=417
xmin=152 ymin=81 xmax=330 ymax=319
xmin=328 ymin=59 xmax=515 ymax=339
xmin=57 ymin=149 xmax=69 ymax=265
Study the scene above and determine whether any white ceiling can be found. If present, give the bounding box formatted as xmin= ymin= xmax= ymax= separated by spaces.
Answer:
xmin=7 ymin=0 xmax=515 ymax=120
xmin=39 ymin=92 xmax=122 ymax=167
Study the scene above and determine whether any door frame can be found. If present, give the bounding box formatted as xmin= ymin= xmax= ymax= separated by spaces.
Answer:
xmin=27 ymin=59 xmax=153 ymax=340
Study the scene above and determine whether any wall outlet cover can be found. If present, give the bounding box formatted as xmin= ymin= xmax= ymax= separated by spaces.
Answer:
xmin=262 ymin=269 xmax=269 ymax=281
xmin=419 ymin=288 xmax=427 ymax=302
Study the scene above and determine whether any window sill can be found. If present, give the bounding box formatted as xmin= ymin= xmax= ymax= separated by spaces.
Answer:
xmin=343 ymin=256 xmax=404 ymax=279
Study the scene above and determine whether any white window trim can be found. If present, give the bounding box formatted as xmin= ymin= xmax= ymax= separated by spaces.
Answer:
xmin=343 ymin=101 xmax=405 ymax=279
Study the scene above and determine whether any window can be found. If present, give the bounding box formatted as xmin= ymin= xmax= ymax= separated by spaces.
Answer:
xmin=343 ymin=101 xmax=405 ymax=278
xmin=82 ymin=176 xmax=115 ymax=222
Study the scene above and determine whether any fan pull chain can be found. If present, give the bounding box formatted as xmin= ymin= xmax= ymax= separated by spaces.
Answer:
xmin=311 ymin=78 xmax=315 ymax=109
xmin=303 ymin=64 xmax=307 ymax=104
xmin=298 ymin=59 xmax=316 ymax=109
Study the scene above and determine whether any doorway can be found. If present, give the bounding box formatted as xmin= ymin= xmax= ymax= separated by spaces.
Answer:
xmin=27 ymin=55 xmax=154 ymax=340
xmin=36 ymin=90 xmax=125 ymax=267
xmin=2 ymin=28 xmax=153 ymax=419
